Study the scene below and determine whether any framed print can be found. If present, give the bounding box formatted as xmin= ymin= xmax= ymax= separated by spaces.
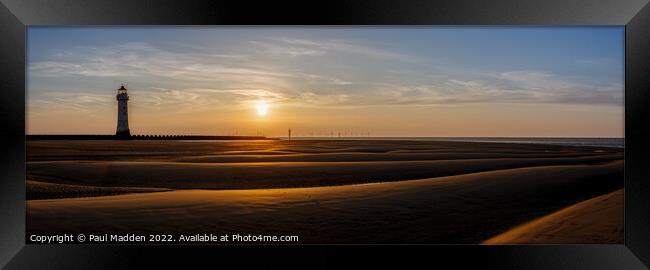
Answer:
xmin=0 ymin=0 xmax=649 ymax=268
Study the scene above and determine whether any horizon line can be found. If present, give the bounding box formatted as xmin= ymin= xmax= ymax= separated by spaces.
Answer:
xmin=25 ymin=134 xmax=625 ymax=139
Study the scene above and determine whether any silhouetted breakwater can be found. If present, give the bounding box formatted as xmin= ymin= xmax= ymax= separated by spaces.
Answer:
xmin=27 ymin=135 xmax=277 ymax=140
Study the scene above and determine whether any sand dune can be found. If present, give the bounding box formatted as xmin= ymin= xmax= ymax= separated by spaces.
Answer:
xmin=172 ymin=151 xmax=605 ymax=163
xmin=26 ymin=180 xmax=171 ymax=200
xmin=27 ymin=161 xmax=623 ymax=243
xmin=27 ymin=155 xmax=622 ymax=190
xmin=26 ymin=140 xmax=624 ymax=243
xmin=483 ymin=189 xmax=624 ymax=244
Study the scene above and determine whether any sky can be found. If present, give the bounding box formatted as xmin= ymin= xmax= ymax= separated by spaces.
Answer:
xmin=27 ymin=27 xmax=624 ymax=137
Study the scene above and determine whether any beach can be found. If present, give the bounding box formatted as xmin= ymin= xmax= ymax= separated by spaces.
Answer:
xmin=26 ymin=139 xmax=624 ymax=244
xmin=484 ymin=189 xmax=624 ymax=244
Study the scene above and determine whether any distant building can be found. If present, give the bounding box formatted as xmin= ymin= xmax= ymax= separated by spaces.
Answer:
xmin=115 ymin=84 xmax=131 ymax=138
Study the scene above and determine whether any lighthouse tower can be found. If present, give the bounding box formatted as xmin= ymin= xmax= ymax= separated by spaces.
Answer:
xmin=115 ymin=84 xmax=131 ymax=138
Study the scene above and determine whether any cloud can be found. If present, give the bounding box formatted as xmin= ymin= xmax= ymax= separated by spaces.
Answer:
xmin=491 ymin=71 xmax=622 ymax=105
xmin=28 ymin=92 xmax=114 ymax=114
xmin=29 ymin=42 xmax=296 ymax=85
xmin=448 ymin=79 xmax=484 ymax=88
xmin=302 ymin=73 xmax=355 ymax=85
xmin=29 ymin=41 xmax=622 ymax=111
xmin=309 ymin=70 xmax=623 ymax=108
xmin=252 ymin=37 xmax=415 ymax=62
xmin=250 ymin=41 xmax=327 ymax=57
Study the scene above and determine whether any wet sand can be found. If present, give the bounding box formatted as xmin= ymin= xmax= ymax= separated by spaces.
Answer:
xmin=26 ymin=140 xmax=624 ymax=243
xmin=27 ymin=140 xmax=623 ymax=191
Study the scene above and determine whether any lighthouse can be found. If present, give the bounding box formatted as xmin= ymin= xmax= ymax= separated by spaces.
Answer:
xmin=115 ymin=84 xmax=131 ymax=138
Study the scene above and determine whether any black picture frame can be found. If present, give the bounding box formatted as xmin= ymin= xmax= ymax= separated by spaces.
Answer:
xmin=1 ymin=0 xmax=649 ymax=268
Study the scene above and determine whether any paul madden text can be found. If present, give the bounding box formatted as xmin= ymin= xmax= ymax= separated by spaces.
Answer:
xmin=29 ymin=233 xmax=300 ymax=244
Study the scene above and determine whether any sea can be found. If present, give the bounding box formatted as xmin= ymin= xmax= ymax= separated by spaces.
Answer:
xmin=276 ymin=137 xmax=624 ymax=148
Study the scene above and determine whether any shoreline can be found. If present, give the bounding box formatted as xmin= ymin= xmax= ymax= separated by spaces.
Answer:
xmin=26 ymin=134 xmax=277 ymax=141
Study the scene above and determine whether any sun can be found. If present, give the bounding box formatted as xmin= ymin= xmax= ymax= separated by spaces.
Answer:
xmin=255 ymin=102 xmax=269 ymax=117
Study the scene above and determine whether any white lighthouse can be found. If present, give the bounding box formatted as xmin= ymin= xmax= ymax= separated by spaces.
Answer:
xmin=115 ymin=84 xmax=131 ymax=138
